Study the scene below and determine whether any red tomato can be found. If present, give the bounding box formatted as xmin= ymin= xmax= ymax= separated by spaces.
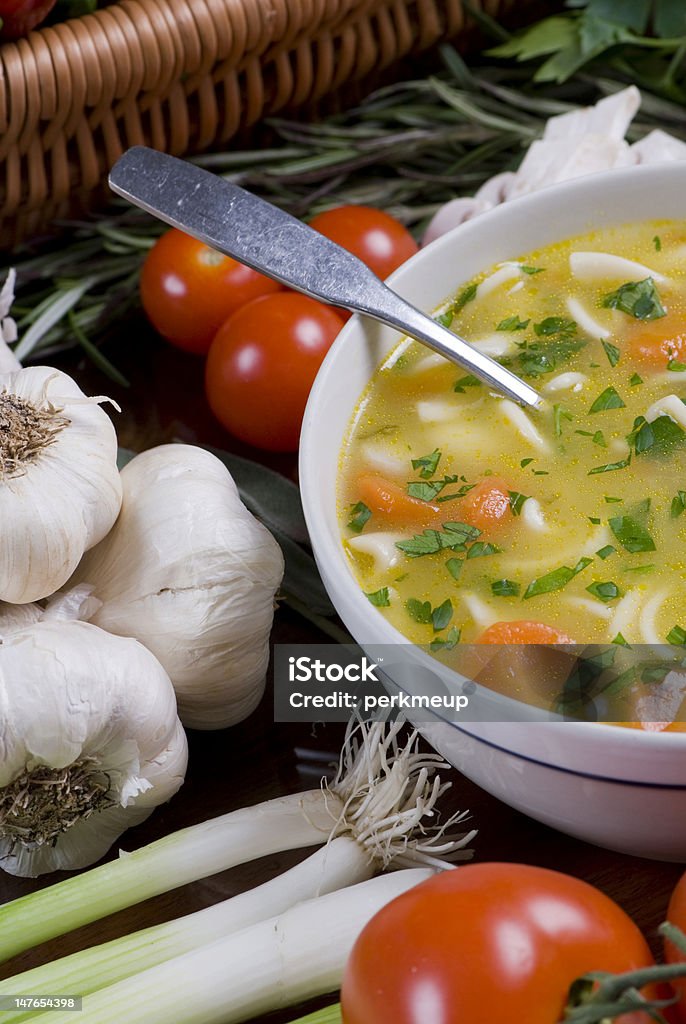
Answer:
xmin=308 ymin=206 xmax=418 ymax=281
xmin=205 ymin=292 xmax=344 ymax=451
xmin=342 ymin=863 xmax=661 ymax=1024
xmin=0 ymin=0 xmax=57 ymax=37
xmin=140 ymin=229 xmax=282 ymax=354
xmin=664 ymin=871 xmax=686 ymax=1018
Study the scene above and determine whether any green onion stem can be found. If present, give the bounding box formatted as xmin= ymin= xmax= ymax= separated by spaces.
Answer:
xmin=0 ymin=839 xmax=371 ymax=1023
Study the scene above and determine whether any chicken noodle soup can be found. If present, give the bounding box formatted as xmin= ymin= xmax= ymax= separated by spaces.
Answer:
xmin=338 ymin=220 xmax=686 ymax=725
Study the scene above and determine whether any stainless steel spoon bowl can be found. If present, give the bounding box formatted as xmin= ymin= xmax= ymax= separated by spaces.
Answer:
xmin=109 ymin=146 xmax=542 ymax=409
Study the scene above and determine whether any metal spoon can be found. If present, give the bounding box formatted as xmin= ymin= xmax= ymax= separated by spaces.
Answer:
xmin=109 ymin=147 xmax=542 ymax=408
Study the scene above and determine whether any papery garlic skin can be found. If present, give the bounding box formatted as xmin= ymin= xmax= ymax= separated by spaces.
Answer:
xmin=0 ymin=367 xmax=122 ymax=603
xmin=0 ymin=619 xmax=187 ymax=877
xmin=73 ymin=444 xmax=285 ymax=730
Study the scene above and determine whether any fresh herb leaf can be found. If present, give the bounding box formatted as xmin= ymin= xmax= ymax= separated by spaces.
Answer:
xmin=653 ymin=235 xmax=662 ymax=252
xmin=533 ymin=470 xmax=549 ymax=475
xmin=588 ymin=516 xmax=601 ymax=525
xmin=628 ymin=414 xmax=685 ymax=457
xmin=589 ymin=386 xmax=625 ymax=413
xmin=608 ymin=514 xmax=656 ymax=553
xmin=524 ymin=557 xmax=593 ymax=599
xmin=453 ymin=282 xmax=478 ymax=314
xmin=629 ymin=372 xmax=643 ymax=386
xmin=668 ymin=359 xmax=686 ymax=372
xmin=553 ymin=404 xmax=573 ymax=437
xmin=624 ymin=564 xmax=655 ymax=575
xmin=348 ymin=501 xmax=372 ymax=533
xmin=453 ymin=374 xmax=482 ymax=393
xmin=406 ymin=475 xmax=458 ymax=502
xmin=432 ymin=598 xmax=454 ymax=632
xmin=520 ymin=457 xmax=534 ymax=468
xmin=534 ymin=316 xmax=577 ymax=338
xmin=667 ymin=625 xmax=686 ymax=646
xmin=496 ymin=315 xmax=530 ymax=331
xmin=588 ymin=458 xmax=631 ymax=475
xmin=604 ymin=496 xmax=623 ymax=503
xmin=601 ymin=340 xmax=621 ymax=367
xmin=491 ymin=578 xmax=520 ymax=597
xmin=445 ymin=557 xmax=463 ymax=581
xmin=601 ymin=278 xmax=666 ymax=321
xmin=406 ymin=598 xmax=432 ymax=624
xmin=435 ymin=310 xmax=453 ymax=328
xmin=520 ymin=265 xmax=545 ymax=275
xmin=506 ymin=337 xmax=587 ymax=377
xmin=436 ymin=483 xmax=476 ymax=503
xmin=575 ymin=429 xmax=607 ymax=447
xmin=366 ymin=587 xmax=390 ymax=607
xmin=612 ymin=632 xmax=629 ymax=646
xmin=430 ymin=626 xmax=461 ymax=652
xmin=586 ymin=580 xmax=622 ymax=603
xmin=508 ymin=491 xmax=530 ymax=516
xmin=596 ymin=545 xmax=616 ymax=560
xmin=467 ymin=541 xmax=502 ymax=558
xmin=396 ymin=522 xmax=480 ymax=557
xmin=671 ymin=490 xmax=686 ymax=518
xmin=412 ymin=449 xmax=441 ymax=478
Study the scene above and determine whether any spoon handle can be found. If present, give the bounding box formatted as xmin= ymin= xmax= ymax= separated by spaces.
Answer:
xmin=109 ymin=147 xmax=541 ymax=408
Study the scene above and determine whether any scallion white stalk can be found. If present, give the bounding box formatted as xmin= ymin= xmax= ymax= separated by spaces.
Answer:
xmin=0 ymin=722 xmax=475 ymax=966
xmin=29 ymin=870 xmax=431 ymax=1024
xmin=0 ymin=838 xmax=372 ymax=1023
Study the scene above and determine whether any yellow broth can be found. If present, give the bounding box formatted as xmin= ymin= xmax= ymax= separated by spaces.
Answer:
xmin=339 ymin=220 xmax=686 ymax=666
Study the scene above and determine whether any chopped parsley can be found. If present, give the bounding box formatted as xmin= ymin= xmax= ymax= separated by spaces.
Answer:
xmin=668 ymin=359 xmax=686 ymax=372
xmin=454 ymin=374 xmax=482 ymax=393
xmin=506 ymin=336 xmax=587 ymax=378
xmin=496 ymin=315 xmax=530 ymax=331
xmin=667 ymin=625 xmax=686 ymax=646
xmin=453 ymin=282 xmax=478 ymax=314
xmin=601 ymin=277 xmax=666 ymax=321
xmin=365 ymin=587 xmax=390 ymax=607
xmin=491 ymin=579 xmax=520 ymax=597
xmin=588 ymin=457 xmax=631 ymax=475
xmin=348 ymin=501 xmax=372 ymax=533
xmin=588 ymin=516 xmax=601 ymax=525
xmin=466 ymin=542 xmax=502 ymax=559
xmin=586 ymin=580 xmax=622 ymax=603
xmin=627 ymin=414 xmax=685 ymax=457
xmin=601 ymin=340 xmax=621 ymax=367
xmin=653 ymin=235 xmax=662 ymax=251
xmin=434 ymin=310 xmax=453 ymax=328
xmin=553 ymin=404 xmax=573 ymax=437
xmin=524 ymin=557 xmax=593 ymax=599
xmin=604 ymin=496 xmax=623 ymax=504
xmin=623 ymin=564 xmax=655 ymax=575
xmin=629 ymin=372 xmax=643 ymax=386
xmin=431 ymin=598 xmax=454 ymax=632
xmin=445 ymin=557 xmax=463 ymax=581
xmin=520 ymin=458 xmax=534 ymax=468
xmin=589 ymin=386 xmax=625 ymax=413
xmin=671 ymin=490 xmax=686 ymax=518
xmin=534 ymin=316 xmax=577 ymax=339
xmin=430 ymin=626 xmax=461 ymax=652
xmin=596 ymin=545 xmax=616 ymax=560
xmin=608 ymin=514 xmax=656 ymax=553
xmin=396 ymin=522 xmax=480 ymax=558
xmin=612 ymin=632 xmax=629 ymax=646
xmin=576 ymin=429 xmax=607 ymax=448
xmin=508 ymin=491 xmax=530 ymax=516
xmin=520 ymin=265 xmax=545 ymax=275
xmin=406 ymin=475 xmax=458 ymax=502
xmin=406 ymin=597 xmax=454 ymax=632
xmin=411 ymin=449 xmax=441 ymax=478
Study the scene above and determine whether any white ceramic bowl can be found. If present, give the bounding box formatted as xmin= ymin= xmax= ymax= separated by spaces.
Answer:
xmin=299 ymin=164 xmax=686 ymax=862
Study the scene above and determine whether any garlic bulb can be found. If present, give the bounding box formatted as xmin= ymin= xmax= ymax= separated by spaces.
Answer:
xmin=0 ymin=366 xmax=122 ymax=603
xmin=73 ymin=444 xmax=285 ymax=730
xmin=0 ymin=618 xmax=187 ymax=877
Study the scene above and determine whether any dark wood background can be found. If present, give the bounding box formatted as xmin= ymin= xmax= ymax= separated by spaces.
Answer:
xmin=1 ymin=327 xmax=683 ymax=1021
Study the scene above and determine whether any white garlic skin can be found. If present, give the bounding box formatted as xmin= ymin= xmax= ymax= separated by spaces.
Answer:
xmin=73 ymin=444 xmax=285 ymax=730
xmin=0 ymin=367 xmax=122 ymax=603
xmin=0 ymin=619 xmax=187 ymax=877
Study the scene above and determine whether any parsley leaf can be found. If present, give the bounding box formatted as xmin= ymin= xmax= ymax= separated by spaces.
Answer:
xmin=508 ymin=491 xmax=530 ymax=516
xmin=608 ymin=514 xmax=656 ymax=553
xmin=553 ymin=404 xmax=573 ymax=437
xmin=588 ymin=457 xmax=631 ymax=475
xmin=671 ymin=490 xmax=686 ymax=518
xmin=534 ymin=316 xmax=577 ymax=339
xmin=589 ymin=386 xmax=625 ymax=413
xmin=492 ymin=579 xmax=520 ymax=597
xmin=627 ymin=414 xmax=685 ymax=457
xmin=524 ymin=557 xmax=593 ymax=599
xmin=629 ymin=372 xmax=643 ymax=386
xmin=411 ymin=449 xmax=441 ymax=479
xmin=601 ymin=340 xmax=621 ymax=367
xmin=454 ymin=282 xmax=478 ymax=313
xmin=348 ymin=501 xmax=372 ymax=533
xmin=506 ymin=337 xmax=587 ymax=378
xmin=467 ymin=541 xmax=502 ymax=559
xmin=445 ymin=557 xmax=463 ymax=581
xmin=365 ymin=587 xmax=390 ymax=607
xmin=432 ymin=598 xmax=454 ymax=632
xmin=406 ymin=598 xmax=432 ymax=624
xmin=496 ymin=315 xmax=530 ymax=331
xmin=520 ymin=457 xmax=534 ymax=468
xmin=406 ymin=475 xmax=458 ymax=502
xmin=396 ymin=522 xmax=481 ymax=558
xmin=586 ymin=580 xmax=622 ymax=603
xmin=454 ymin=374 xmax=482 ymax=393
xmin=601 ymin=278 xmax=666 ymax=321
xmin=520 ymin=265 xmax=545 ymax=275
xmin=430 ymin=626 xmax=461 ymax=652
xmin=596 ymin=545 xmax=616 ymax=560
xmin=653 ymin=235 xmax=662 ymax=252
xmin=667 ymin=625 xmax=686 ymax=646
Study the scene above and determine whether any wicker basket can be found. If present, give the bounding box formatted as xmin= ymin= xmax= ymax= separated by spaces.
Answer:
xmin=0 ymin=0 xmax=520 ymax=245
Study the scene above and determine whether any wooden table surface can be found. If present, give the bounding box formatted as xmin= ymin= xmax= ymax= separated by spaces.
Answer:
xmin=1 ymin=323 xmax=684 ymax=1021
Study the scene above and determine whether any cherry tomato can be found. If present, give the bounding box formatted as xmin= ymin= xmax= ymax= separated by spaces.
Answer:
xmin=342 ymin=863 xmax=660 ymax=1024
xmin=205 ymin=292 xmax=344 ymax=451
xmin=664 ymin=870 xmax=686 ymax=1018
xmin=140 ymin=228 xmax=282 ymax=354
xmin=308 ymin=206 xmax=418 ymax=281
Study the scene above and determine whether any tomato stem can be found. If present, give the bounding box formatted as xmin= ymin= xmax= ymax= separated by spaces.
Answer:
xmin=661 ymin=921 xmax=686 ymax=955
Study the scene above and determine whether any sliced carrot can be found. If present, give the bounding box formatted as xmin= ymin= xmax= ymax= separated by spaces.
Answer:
xmin=457 ymin=477 xmax=513 ymax=535
xmin=626 ymin=318 xmax=686 ymax=368
xmin=356 ymin=473 xmax=442 ymax=527
xmin=615 ymin=721 xmax=686 ymax=733
xmin=476 ymin=620 xmax=576 ymax=645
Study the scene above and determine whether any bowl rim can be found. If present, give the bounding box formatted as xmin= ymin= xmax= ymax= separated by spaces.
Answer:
xmin=299 ymin=162 xmax=686 ymax=758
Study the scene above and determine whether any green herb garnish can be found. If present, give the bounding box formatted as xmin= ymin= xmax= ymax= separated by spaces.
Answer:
xmin=601 ymin=340 xmax=621 ymax=367
xmin=445 ymin=557 xmax=463 ymax=581
xmin=586 ymin=581 xmax=622 ymax=603
xmin=553 ymin=404 xmax=573 ymax=437
xmin=604 ymin=496 xmax=623 ymax=504
xmin=492 ymin=579 xmax=520 ymax=597
xmin=453 ymin=282 xmax=478 ymax=314
xmin=534 ymin=316 xmax=577 ymax=338
xmin=588 ymin=458 xmax=631 ymax=475
xmin=612 ymin=633 xmax=629 ymax=646
xmin=608 ymin=515 xmax=656 ymax=553
xmin=589 ymin=386 xmax=625 ymax=414
xmin=406 ymin=598 xmax=432 ymax=624
xmin=435 ymin=310 xmax=453 ymax=328
xmin=653 ymin=236 xmax=662 ymax=252
xmin=624 ymin=564 xmax=655 ymax=575
xmin=524 ymin=557 xmax=593 ymax=599
xmin=601 ymin=278 xmax=666 ymax=321
xmin=365 ymin=587 xmax=390 ymax=607
xmin=496 ymin=315 xmax=529 ymax=331
xmin=596 ymin=545 xmax=616 ymax=560
xmin=508 ymin=491 xmax=530 ymax=516
xmin=667 ymin=625 xmax=686 ymax=646
xmin=431 ymin=598 xmax=454 ymax=632
xmin=520 ymin=265 xmax=545 ymax=275
xmin=576 ymin=429 xmax=607 ymax=448
xmin=627 ymin=414 xmax=685 ymax=457
xmin=629 ymin=373 xmax=643 ymax=386
xmin=411 ymin=449 xmax=441 ymax=479
xmin=671 ymin=490 xmax=686 ymax=518
xmin=406 ymin=475 xmax=458 ymax=502
xmin=430 ymin=626 xmax=461 ymax=652
xmin=396 ymin=522 xmax=480 ymax=558
xmin=668 ymin=359 xmax=686 ymax=372
xmin=454 ymin=374 xmax=482 ymax=393
xmin=348 ymin=501 xmax=372 ymax=533
xmin=467 ymin=541 xmax=502 ymax=559
xmin=520 ymin=457 xmax=534 ymax=468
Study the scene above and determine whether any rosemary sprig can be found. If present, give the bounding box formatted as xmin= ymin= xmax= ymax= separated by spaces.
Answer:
xmin=6 ymin=45 xmax=686 ymax=371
